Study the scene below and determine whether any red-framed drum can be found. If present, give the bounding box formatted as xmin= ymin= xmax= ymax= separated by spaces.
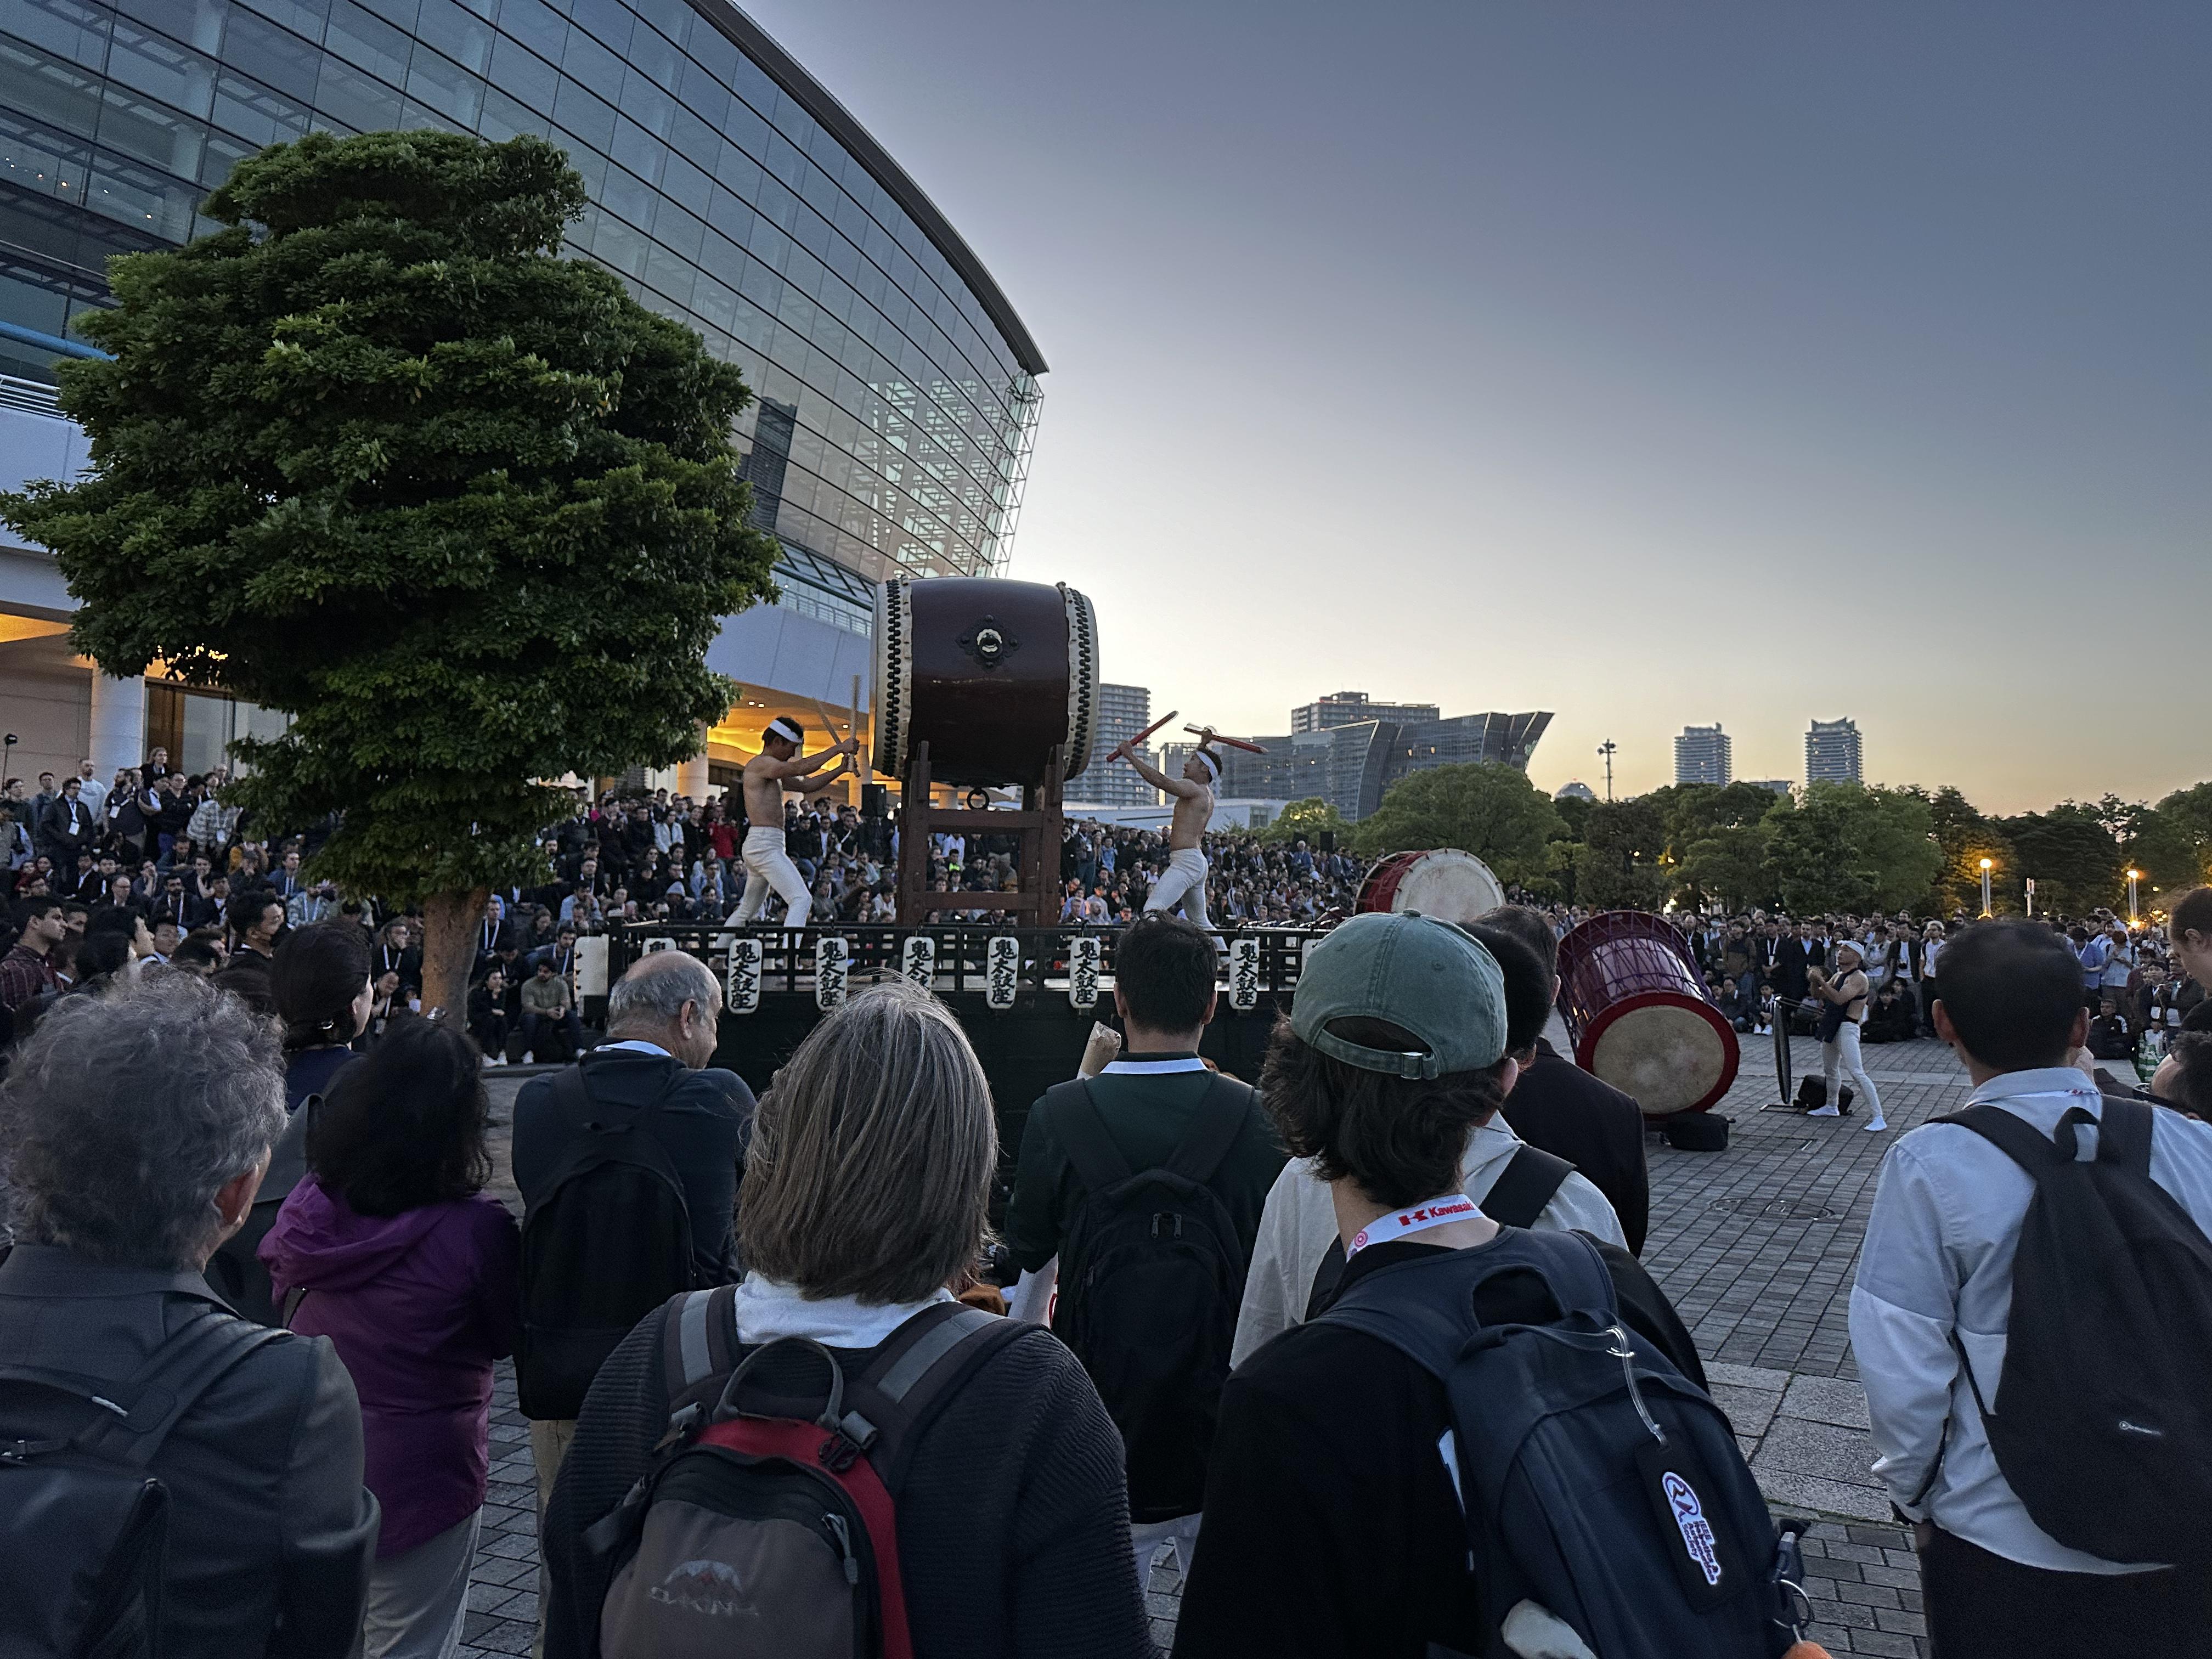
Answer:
xmin=1555 ymin=910 xmax=1739 ymax=1116
xmin=1356 ymin=849 xmax=1505 ymax=927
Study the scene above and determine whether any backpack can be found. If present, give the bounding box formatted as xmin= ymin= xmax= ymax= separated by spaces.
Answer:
xmin=1930 ymin=1098 xmax=2212 ymax=1565
xmin=1305 ymin=1143 xmax=1575 ymax=1321
xmin=0 ymin=1309 xmax=287 ymax=1658
xmin=517 ymin=1066 xmax=699 ymax=1420
xmin=584 ymin=1286 xmax=1027 ymax=1659
xmin=1317 ymin=1229 xmax=1804 ymax=1658
xmin=1039 ymin=1073 xmax=1251 ymax=1522
xmin=205 ymin=1094 xmax=318 ymax=1327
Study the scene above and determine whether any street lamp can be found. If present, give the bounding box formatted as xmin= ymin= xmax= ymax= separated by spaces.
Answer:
xmin=2128 ymin=868 xmax=2142 ymax=926
xmin=1979 ymin=857 xmax=1994 ymax=918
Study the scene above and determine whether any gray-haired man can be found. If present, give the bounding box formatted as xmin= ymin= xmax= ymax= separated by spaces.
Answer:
xmin=510 ymin=950 xmax=756 ymax=1634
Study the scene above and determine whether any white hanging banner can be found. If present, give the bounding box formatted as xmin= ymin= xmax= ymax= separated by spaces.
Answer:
xmin=1228 ymin=935 xmax=1261 ymax=1012
xmin=900 ymin=933 xmax=936 ymax=989
xmin=1300 ymin=935 xmax=1321 ymax=980
xmin=1067 ymin=934 xmax=1102 ymax=1011
xmin=725 ymin=935 xmax=763 ymax=1015
xmin=985 ymin=933 xmax=1022 ymax=1011
xmin=815 ymin=934 xmax=851 ymax=1011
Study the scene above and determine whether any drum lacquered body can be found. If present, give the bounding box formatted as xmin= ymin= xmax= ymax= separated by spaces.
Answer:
xmin=873 ymin=578 xmax=1098 ymax=788
xmin=1356 ymin=849 xmax=1506 ymax=927
xmin=1555 ymin=910 xmax=1739 ymax=1116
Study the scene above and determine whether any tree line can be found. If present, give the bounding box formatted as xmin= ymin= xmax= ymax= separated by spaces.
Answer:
xmin=1264 ymin=767 xmax=2212 ymax=919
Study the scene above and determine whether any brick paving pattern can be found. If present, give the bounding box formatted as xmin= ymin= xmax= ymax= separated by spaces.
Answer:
xmin=461 ymin=1039 xmax=1971 ymax=1657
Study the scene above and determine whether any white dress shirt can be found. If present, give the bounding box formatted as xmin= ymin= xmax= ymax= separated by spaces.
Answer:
xmin=1850 ymin=1067 xmax=2212 ymax=1572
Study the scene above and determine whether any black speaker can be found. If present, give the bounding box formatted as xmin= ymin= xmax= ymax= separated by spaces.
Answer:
xmin=1663 ymin=1112 xmax=1730 ymax=1151
xmin=1317 ymin=831 xmax=1336 ymax=853
xmin=861 ymin=782 xmax=889 ymax=819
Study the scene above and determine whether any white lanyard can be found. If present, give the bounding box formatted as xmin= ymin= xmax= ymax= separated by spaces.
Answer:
xmin=1347 ymin=1194 xmax=1479 ymax=1257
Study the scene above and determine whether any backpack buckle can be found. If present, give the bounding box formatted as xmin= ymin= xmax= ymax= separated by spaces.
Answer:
xmin=817 ymin=1430 xmax=864 ymax=1473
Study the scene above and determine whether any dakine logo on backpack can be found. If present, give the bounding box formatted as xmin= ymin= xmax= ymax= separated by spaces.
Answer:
xmin=648 ymin=1559 xmax=748 ymax=1616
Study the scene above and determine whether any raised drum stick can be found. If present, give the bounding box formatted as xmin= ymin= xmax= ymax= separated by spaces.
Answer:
xmin=851 ymin=674 xmax=868 ymax=781
xmin=1183 ymin=724 xmax=1266 ymax=754
xmin=1115 ymin=708 xmax=1178 ymax=752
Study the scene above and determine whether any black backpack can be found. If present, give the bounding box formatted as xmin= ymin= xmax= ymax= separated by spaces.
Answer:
xmin=1040 ymin=1073 xmax=1251 ymax=1522
xmin=205 ymin=1094 xmax=318 ymax=1327
xmin=0 ymin=1308 xmax=287 ymax=1658
xmin=517 ymin=1067 xmax=699 ymax=1420
xmin=1930 ymin=1097 xmax=2212 ymax=1565
xmin=585 ymin=1286 xmax=1026 ymax=1659
xmin=1317 ymin=1229 xmax=1805 ymax=1658
xmin=1306 ymin=1143 xmax=1574 ymax=1320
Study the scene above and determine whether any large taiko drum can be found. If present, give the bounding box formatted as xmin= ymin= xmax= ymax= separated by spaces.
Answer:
xmin=873 ymin=577 xmax=1098 ymax=788
xmin=1356 ymin=849 xmax=1506 ymax=927
xmin=1556 ymin=910 xmax=1739 ymax=1116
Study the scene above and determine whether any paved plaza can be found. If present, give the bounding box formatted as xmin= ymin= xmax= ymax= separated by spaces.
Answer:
xmin=458 ymin=1034 xmax=1974 ymax=1657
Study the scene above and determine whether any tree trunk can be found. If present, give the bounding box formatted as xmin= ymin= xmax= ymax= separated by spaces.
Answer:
xmin=420 ymin=887 xmax=488 ymax=1022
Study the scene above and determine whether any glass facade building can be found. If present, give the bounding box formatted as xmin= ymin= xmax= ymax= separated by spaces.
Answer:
xmin=0 ymin=0 xmax=1045 ymax=620
xmin=0 ymin=0 xmax=1045 ymax=790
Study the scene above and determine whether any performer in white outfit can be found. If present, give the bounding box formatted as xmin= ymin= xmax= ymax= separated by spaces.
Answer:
xmin=1115 ymin=740 xmax=1217 ymax=929
xmin=727 ymin=716 xmax=855 ymax=929
xmin=1808 ymin=937 xmax=1887 ymax=1132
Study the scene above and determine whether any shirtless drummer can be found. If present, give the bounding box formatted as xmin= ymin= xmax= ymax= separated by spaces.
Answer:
xmin=728 ymin=716 xmax=856 ymax=928
xmin=1114 ymin=740 xmax=1217 ymax=928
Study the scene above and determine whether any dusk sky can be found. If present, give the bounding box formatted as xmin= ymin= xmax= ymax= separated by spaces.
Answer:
xmin=746 ymin=2 xmax=2207 ymax=812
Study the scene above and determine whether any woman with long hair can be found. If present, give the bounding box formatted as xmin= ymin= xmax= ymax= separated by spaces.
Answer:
xmin=543 ymin=981 xmax=1151 ymax=1659
xmin=261 ymin=1016 xmax=519 ymax=1659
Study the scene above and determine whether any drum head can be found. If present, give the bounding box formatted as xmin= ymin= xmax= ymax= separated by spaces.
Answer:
xmin=1377 ymin=850 xmax=1504 ymax=926
xmin=1581 ymin=993 xmax=1740 ymax=1115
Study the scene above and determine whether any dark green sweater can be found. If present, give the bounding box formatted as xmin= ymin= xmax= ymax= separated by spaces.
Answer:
xmin=1003 ymin=1057 xmax=1288 ymax=1274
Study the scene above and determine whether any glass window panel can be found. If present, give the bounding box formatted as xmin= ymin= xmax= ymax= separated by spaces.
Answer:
xmin=212 ymin=67 xmax=309 ymax=144
xmin=405 ymin=43 xmax=482 ymax=125
xmin=550 ymin=75 xmax=612 ymax=151
xmin=84 ymin=154 xmax=198 ymax=238
xmin=590 ymin=209 xmax=646 ymax=276
xmin=490 ymin=0 xmax=564 ymax=61
xmin=565 ymin=0 xmax=631 ymax=52
xmin=198 ymin=126 xmax=250 ymax=189
xmin=413 ymin=0 xmax=492 ymax=72
xmin=596 ymin=156 xmax=650 ymax=225
xmin=476 ymin=83 xmax=545 ymax=141
xmin=0 ymin=115 xmax=92 ymax=202
xmin=354 ymin=0 xmax=418 ymax=30
xmin=106 ymin=21 xmax=217 ymax=118
xmin=312 ymin=53 xmax=401 ymax=131
xmin=325 ymin=0 xmax=408 ymax=85
xmin=674 ymin=55 xmax=724 ymax=128
xmin=651 ymin=199 xmax=701 ymax=262
xmin=659 ymin=148 xmax=708 ymax=215
xmin=232 ymin=0 xmax=329 ymax=40
xmin=641 ymin=240 xmax=691 ymax=308
xmin=485 ymin=32 xmax=556 ymax=111
xmin=558 ymin=22 xmax=619 ymax=98
xmin=624 ymin=20 xmax=675 ymax=90
xmin=2 ymin=0 xmax=113 ymax=72
xmin=219 ymin=8 xmax=320 ymax=100
xmin=0 ymin=42 xmax=105 ymax=139
xmin=398 ymin=95 xmax=464 ymax=133
xmin=618 ymin=63 xmax=671 ymax=137
xmin=97 ymin=86 xmax=207 ymax=177
xmin=607 ymin=112 xmax=659 ymax=183
xmin=110 ymin=0 xmax=223 ymax=54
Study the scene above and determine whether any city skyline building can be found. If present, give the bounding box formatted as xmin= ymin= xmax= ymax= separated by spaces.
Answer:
xmin=1290 ymin=689 xmax=1442 ymax=735
xmin=1805 ymin=718 xmax=1865 ymax=785
xmin=1076 ymin=682 xmax=1160 ymax=809
xmin=1673 ymin=723 xmax=1733 ymax=786
xmin=0 ymin=0 xmax=1043 ymax=795
xmin=1746 ymin=778 xmax=1793 ymax=797
xmin=1554 ymin=780 xmax=1598 ymax=803
xmin=1214 ymin=709 xmax=1551 ymax=821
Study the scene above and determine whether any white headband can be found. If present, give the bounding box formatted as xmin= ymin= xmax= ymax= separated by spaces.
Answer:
xmin=1194 ymin=749 xmax=1220 ymax=780
xmin=766 ymin=717 xmax=802 ymax=744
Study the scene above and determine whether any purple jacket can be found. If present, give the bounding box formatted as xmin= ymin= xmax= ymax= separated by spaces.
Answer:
xmin=262 ymin=1179 xmax=520 ymax=1558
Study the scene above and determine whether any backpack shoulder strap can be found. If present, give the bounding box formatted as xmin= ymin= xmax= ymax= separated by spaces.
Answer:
xmin=1163 ymin=1073 xmax=1254 ymax=1187
xmin=1042 ymin=1079 xmax=1133 ymax=1193
xmin=1930 ymin=1104 xmax=2067 ymax=1174
xmin=2094 ymin=1096 xmax=2155 ymax=1178
xmin=1480 ymin=1144 xmax=1575 ymax=1230
xmin=852 ymin=1303 xmax=1029 ymax=1491
xmin=0 ymin=1312 xmax=288 ymax=1468
xmin=657 ymin=1283 xmax=744 ymax=1427
xmin=1316 ymin=1228 xmax=1621 ymax=1379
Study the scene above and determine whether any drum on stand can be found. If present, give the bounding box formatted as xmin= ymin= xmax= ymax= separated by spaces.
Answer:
xmin=873 ymin=577 xmax=1098 ymax=789
xmin=1555 ymin=910 xmax=1739 ymax=1116
xmin=1355 ymin=849 xmax=1505 ymax=927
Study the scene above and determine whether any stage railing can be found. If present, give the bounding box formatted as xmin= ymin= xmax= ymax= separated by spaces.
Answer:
xmin=606 ymin=921 xmax=1328 ymax=1005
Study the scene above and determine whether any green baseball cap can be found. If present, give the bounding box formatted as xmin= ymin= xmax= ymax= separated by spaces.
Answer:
xmin=1291 ymin=911 xmax=1508 ymax=1080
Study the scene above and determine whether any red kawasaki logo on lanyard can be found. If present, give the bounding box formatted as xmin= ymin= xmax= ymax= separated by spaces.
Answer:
xmin=1348 ymin=1194 xmax=1479 ymax=1256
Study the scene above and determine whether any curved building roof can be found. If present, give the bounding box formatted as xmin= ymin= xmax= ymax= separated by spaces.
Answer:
xmin=689 ymin=2 xmax=1046 ymax=377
